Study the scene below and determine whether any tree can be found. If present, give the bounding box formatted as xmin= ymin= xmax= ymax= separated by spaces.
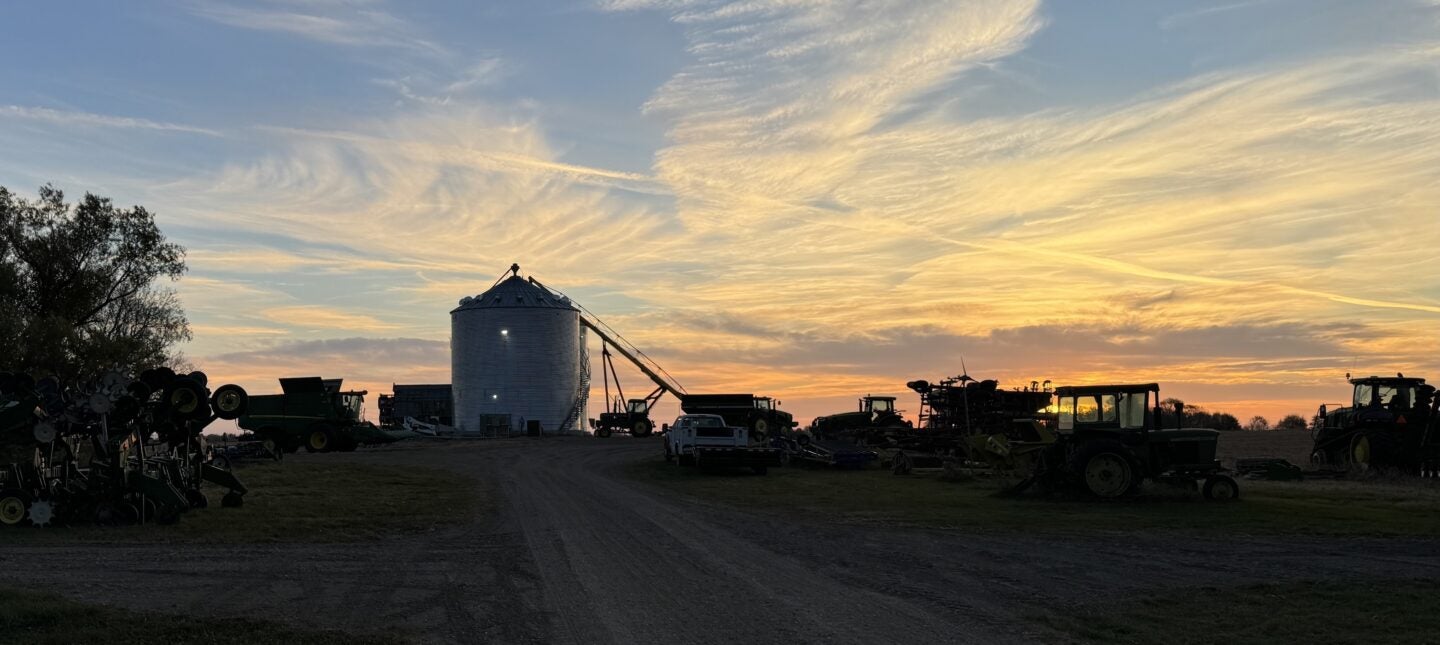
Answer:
xmin=0 ymin=185 xmax=189 ymax=380
xmin=1246 ymin=415 xmax=1270 ymax=432
xmin=1275 ymin=414 xmax=1308 ymax=431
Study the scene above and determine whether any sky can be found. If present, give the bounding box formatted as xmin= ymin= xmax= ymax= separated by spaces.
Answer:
xmin=1 ymin=0 xmax=1438 ymax=427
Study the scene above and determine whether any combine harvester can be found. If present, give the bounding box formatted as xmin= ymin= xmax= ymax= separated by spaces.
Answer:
xmin=237 ymin=377 xmax=414 ymax=453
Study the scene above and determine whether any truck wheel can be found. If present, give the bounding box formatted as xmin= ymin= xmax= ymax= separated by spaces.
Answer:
xmin=679 ymin=454 xmax=695 ymax=467
xmin=664 ymin=443 xmax=674 ymax=463
xmin=596 ymin=426 xmax=612 ymax=438
xmin=1072 ymin=440 xmax=1140 ymax=498
xmin=632 ymin=420 xmax=653 ymax=437
xmin=1202 ymin=475 xmax=1240 ymax=501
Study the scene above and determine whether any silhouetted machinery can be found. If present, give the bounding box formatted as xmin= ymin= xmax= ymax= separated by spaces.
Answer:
xmin=1312 ymin=374 xmax=1440 ymax=475
xmin=0 ymin=367 xmax=250 ymax=528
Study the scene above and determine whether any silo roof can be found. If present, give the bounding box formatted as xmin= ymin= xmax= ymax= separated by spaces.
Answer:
xmin=453 ymin=275 xmax=579 ymax=312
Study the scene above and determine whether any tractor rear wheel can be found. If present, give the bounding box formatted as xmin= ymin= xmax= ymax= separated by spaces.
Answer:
xmin=1073 ymin=440 xmax=1140 ymax=498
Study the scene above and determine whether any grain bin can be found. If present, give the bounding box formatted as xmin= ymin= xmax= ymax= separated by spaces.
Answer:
xmin=451 ymin=266 xmax=588 ymax=436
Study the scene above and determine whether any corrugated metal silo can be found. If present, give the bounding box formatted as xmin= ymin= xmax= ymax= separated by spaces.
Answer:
xmin=451 ymin=267 xmax=588 ymax=435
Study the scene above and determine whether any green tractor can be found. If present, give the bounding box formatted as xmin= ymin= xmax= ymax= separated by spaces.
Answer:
xmin=237 ymin=377 xmax=404 ymax=453
xmin=978 ymin=383 xmax=1238 ymax=500
xmin=1312 ymin=375 xmax=1438 ymax=474
xmin=809 ymin=395 xmax=910 ymax=435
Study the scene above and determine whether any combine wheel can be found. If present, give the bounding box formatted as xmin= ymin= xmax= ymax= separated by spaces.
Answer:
xmin=186 ymin=489 xmax=210 ymax=509
xmin=596 ymin=426 xmax=613 ymax=439
xmin=1073 ymin=440 xmax=1140 ymax=498
xmin=306 ymin=427 xmax=333 ymax=453
xmin=1203 ymin=475 xmax=1240 ymax=501
xmin=0 ymin=490 xmax=30 ymax=527
xmin=631 ymin=419 xmax=653 ymax=437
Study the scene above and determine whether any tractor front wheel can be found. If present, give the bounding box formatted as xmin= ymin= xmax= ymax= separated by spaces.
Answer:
xmin=1074 ymin=440 xmax=1140 ymax=498
xmin=1203 ymin=475 xmax=1240 ymax=501
xmin=631 ymin=420 xmax=653 ymax=437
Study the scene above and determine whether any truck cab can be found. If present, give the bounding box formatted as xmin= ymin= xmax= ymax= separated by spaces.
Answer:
xmin=663 ymin=413 xmax=781 ymax=474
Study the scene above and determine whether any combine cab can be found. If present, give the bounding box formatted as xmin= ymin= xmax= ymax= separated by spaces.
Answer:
xmin=1312 ymin=375 xmax=1439 ymax=474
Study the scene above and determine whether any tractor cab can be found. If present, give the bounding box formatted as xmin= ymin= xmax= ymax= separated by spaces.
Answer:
xmin=861 ymin=396 xmax=896 ymax=415
xmin=1052 ymin=383 xmax=1224 ymax=492
xmin=1053 ymin=384 xmax=1157 ymax=434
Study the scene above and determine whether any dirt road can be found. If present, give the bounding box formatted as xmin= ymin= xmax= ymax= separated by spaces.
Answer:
xmin=4 ymin=438 xmax=1439 ymax=643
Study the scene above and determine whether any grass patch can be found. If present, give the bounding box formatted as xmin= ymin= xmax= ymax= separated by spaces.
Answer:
xmin=0 ymin=462 xmax=482 ymax=544
xmin=1040 ymin=579 xmax=1440 ymax=644
xmin=0 ymin=587 xmax=401 ymax=645
xmin=624 ymin=459 xmax=1440 ymax=536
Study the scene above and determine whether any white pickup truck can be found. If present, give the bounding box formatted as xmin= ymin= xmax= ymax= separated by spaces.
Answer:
xmin=663 ymin=413 xmax=783 ymax=474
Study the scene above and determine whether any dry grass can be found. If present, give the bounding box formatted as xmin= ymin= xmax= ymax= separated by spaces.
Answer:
xmin=0 ymin=461 xmax=483 ymax=544
xmin=626 ymin=458 xmax=1440 ymax=536
xmin=1041 ymin=579 xmax=1440 ymax=644
xmin=0 ymin=588 xmax=402 ymax=645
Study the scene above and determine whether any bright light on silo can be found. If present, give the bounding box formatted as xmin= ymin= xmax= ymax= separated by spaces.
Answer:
xmin=500 ymin=329 xmax=509 ymax=336
xmin=491 ymin=394 xmax=498 ymax=400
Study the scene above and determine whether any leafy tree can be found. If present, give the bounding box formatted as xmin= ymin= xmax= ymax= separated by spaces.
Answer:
xmin=1246 ymin=415 xmax=1271 ymax=431
xmin=0 ymin=185 xmax=189 ymax=380
xmin=1275 ymin=414 xmax=1308 ymax=431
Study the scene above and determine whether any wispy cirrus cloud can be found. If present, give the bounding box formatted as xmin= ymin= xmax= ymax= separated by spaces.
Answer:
xmin=180 ymin=0 xmax=447 ymax=55
xmin=260 ymin=305 xmax=403 ymax=331
xmin=0 ymin=105 xmax=220 ymax=136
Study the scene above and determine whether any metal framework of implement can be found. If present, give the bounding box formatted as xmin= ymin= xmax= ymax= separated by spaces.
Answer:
xmin=0 ymin=367 xmax=250 ymax=528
